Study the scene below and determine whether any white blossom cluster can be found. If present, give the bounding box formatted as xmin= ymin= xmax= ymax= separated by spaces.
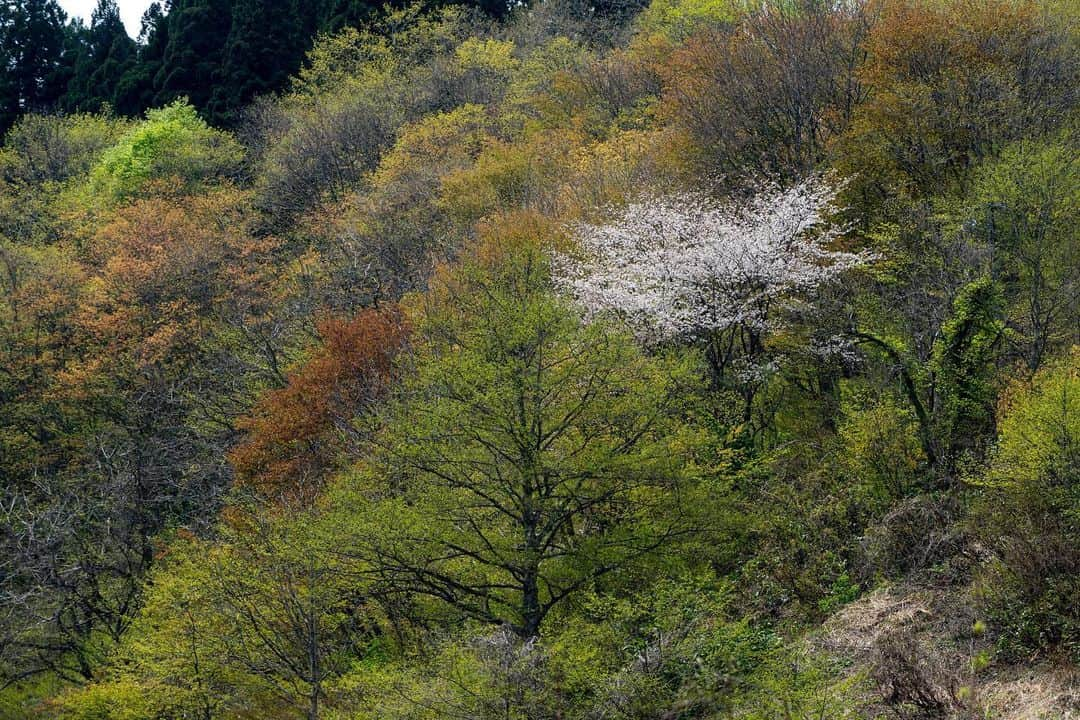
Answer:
xmin=555 ymin=176 xmax=873 ymax=344
xmin=809 ymin=333 xmax=863 ymax=365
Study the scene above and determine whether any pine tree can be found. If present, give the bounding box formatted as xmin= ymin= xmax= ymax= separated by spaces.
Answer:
xmin=62 ymin=0 xmax=137 ymax=114
xmin=209 ymin=0 xmax=304 ymax=125
xmin=0 ymin=0 xmax=68 ymax=133
xmin=113 ymin=3 xmax=169 ymax=116
xmin=154 ymin=0 xmax=232 ymax=111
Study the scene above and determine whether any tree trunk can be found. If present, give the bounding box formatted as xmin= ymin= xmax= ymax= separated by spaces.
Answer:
xmin=521 ymin=567 xmax=541 ymax=639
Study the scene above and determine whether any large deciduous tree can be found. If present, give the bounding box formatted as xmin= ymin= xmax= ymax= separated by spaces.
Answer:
xmin=555 ymin=176 xmax=871 ymax=423
xmin=971 ymin=140 xmax=1080 ymax=374
xmin=336 ymin=231 xmax=705 ymax=639
xmin=662 ymin=0 xmax=869 ymax=179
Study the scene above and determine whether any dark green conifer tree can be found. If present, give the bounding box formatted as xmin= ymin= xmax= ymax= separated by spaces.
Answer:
xmin=209 ymin=0 xmax=304 ymax=125
xmin=62 ymin=0 xmax=137 ymax=114
xmin=113 ymin=3 xmax=169 ymax=116
xmin=0 ymin=0 xmax=68 ymax=133
xmin=154 ymin=0 xmax=232 ymax=111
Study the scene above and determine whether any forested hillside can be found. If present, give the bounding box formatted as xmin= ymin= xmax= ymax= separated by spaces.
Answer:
xmin=1 ymin=0 xmax=519 ymax=131
xmin=0 ymin=0 xmax=1078 ymax=718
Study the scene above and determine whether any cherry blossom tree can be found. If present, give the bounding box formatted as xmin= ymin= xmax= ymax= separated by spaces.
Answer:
xmin=557 ymin=176 xmax=866 ymax=340
xmin=555 ymin=176 xmax=873 ymax=421
xmin=557 ymin=176 xmax=869 ymax=359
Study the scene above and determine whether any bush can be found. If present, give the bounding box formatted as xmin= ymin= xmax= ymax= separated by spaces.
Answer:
xmin=87 ymin=100 xmax=243 ymax=203
xmin=730 ymin=645 xmax=867 ymax=720
xmin=871 ymin=628 xmax=956 ymax=718
xmin=857 ymin=495 xmax=964 ymax=583
xmin=839 ymin=396 xmax=928 ymax=502
xmin=1 ymin=113 xmax=130 ymax=186
xmin=974 ymin=347 xmax=1080 ymax=660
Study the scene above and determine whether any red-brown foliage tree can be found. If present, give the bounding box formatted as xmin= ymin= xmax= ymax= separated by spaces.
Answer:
xmin=230 ymin=307 xmax=408 ymax=505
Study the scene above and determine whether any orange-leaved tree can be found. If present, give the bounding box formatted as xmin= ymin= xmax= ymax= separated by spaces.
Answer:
xmin=231 ymin=307 xmax=408 ymax=504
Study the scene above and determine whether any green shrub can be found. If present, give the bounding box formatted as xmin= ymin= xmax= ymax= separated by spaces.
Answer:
xmin=88 ymin=100 xmax=243 ymax=203
xmin=974 ymin=347 xmax=1080 ymax=660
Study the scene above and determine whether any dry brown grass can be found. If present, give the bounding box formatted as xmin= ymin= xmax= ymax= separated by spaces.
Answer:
xmin=815 ymin=584 xmax=1079 ymax=719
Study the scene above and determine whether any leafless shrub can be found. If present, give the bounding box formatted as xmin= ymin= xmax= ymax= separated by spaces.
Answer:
xmin=857 ymin=495 xmax=964 ymax=582
xmin=872 ymin=628 xmax=956 ymax=719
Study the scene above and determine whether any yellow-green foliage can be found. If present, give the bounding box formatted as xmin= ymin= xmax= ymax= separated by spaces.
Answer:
xmin=500 ymin=37 xmax=590 ymax=132
xmin=48 ymin=679 xmax=154 ymax=720
xmin=989 ymin=347 xmax=1079 ymax=489
xmin=840 ymin=396 xmax=927 ymax=501
xmin=290 ymin=27 xmax=396 ymax=99
xmin=438 ymin=131 xmax=576 ymax=224
xmin=454 ymin=38 xmax=518 ymax=74
xmin=728 ymin=645 xmax=868 ymax=719
xmin=634 ymin=0 xmax=744 ymax=40
xmin=290 ymin=5 xmax=470 ymax=100
xmin=327 ymin=574 xmax=786 ymax=720
xmin=976 ymin=347 xmax=1080 ymax=659
xmin=256 ymin=8 xmax=488 ymax=223
xmin=373 ymin=104 xmax=493 ymax=190
xmin=87 ymin=100 xmax=243 ymax=203
xmin=49 ymin=539 xmax=232 ymax=720
xmin=970 ymin=138 xmax=1079 ymax=370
